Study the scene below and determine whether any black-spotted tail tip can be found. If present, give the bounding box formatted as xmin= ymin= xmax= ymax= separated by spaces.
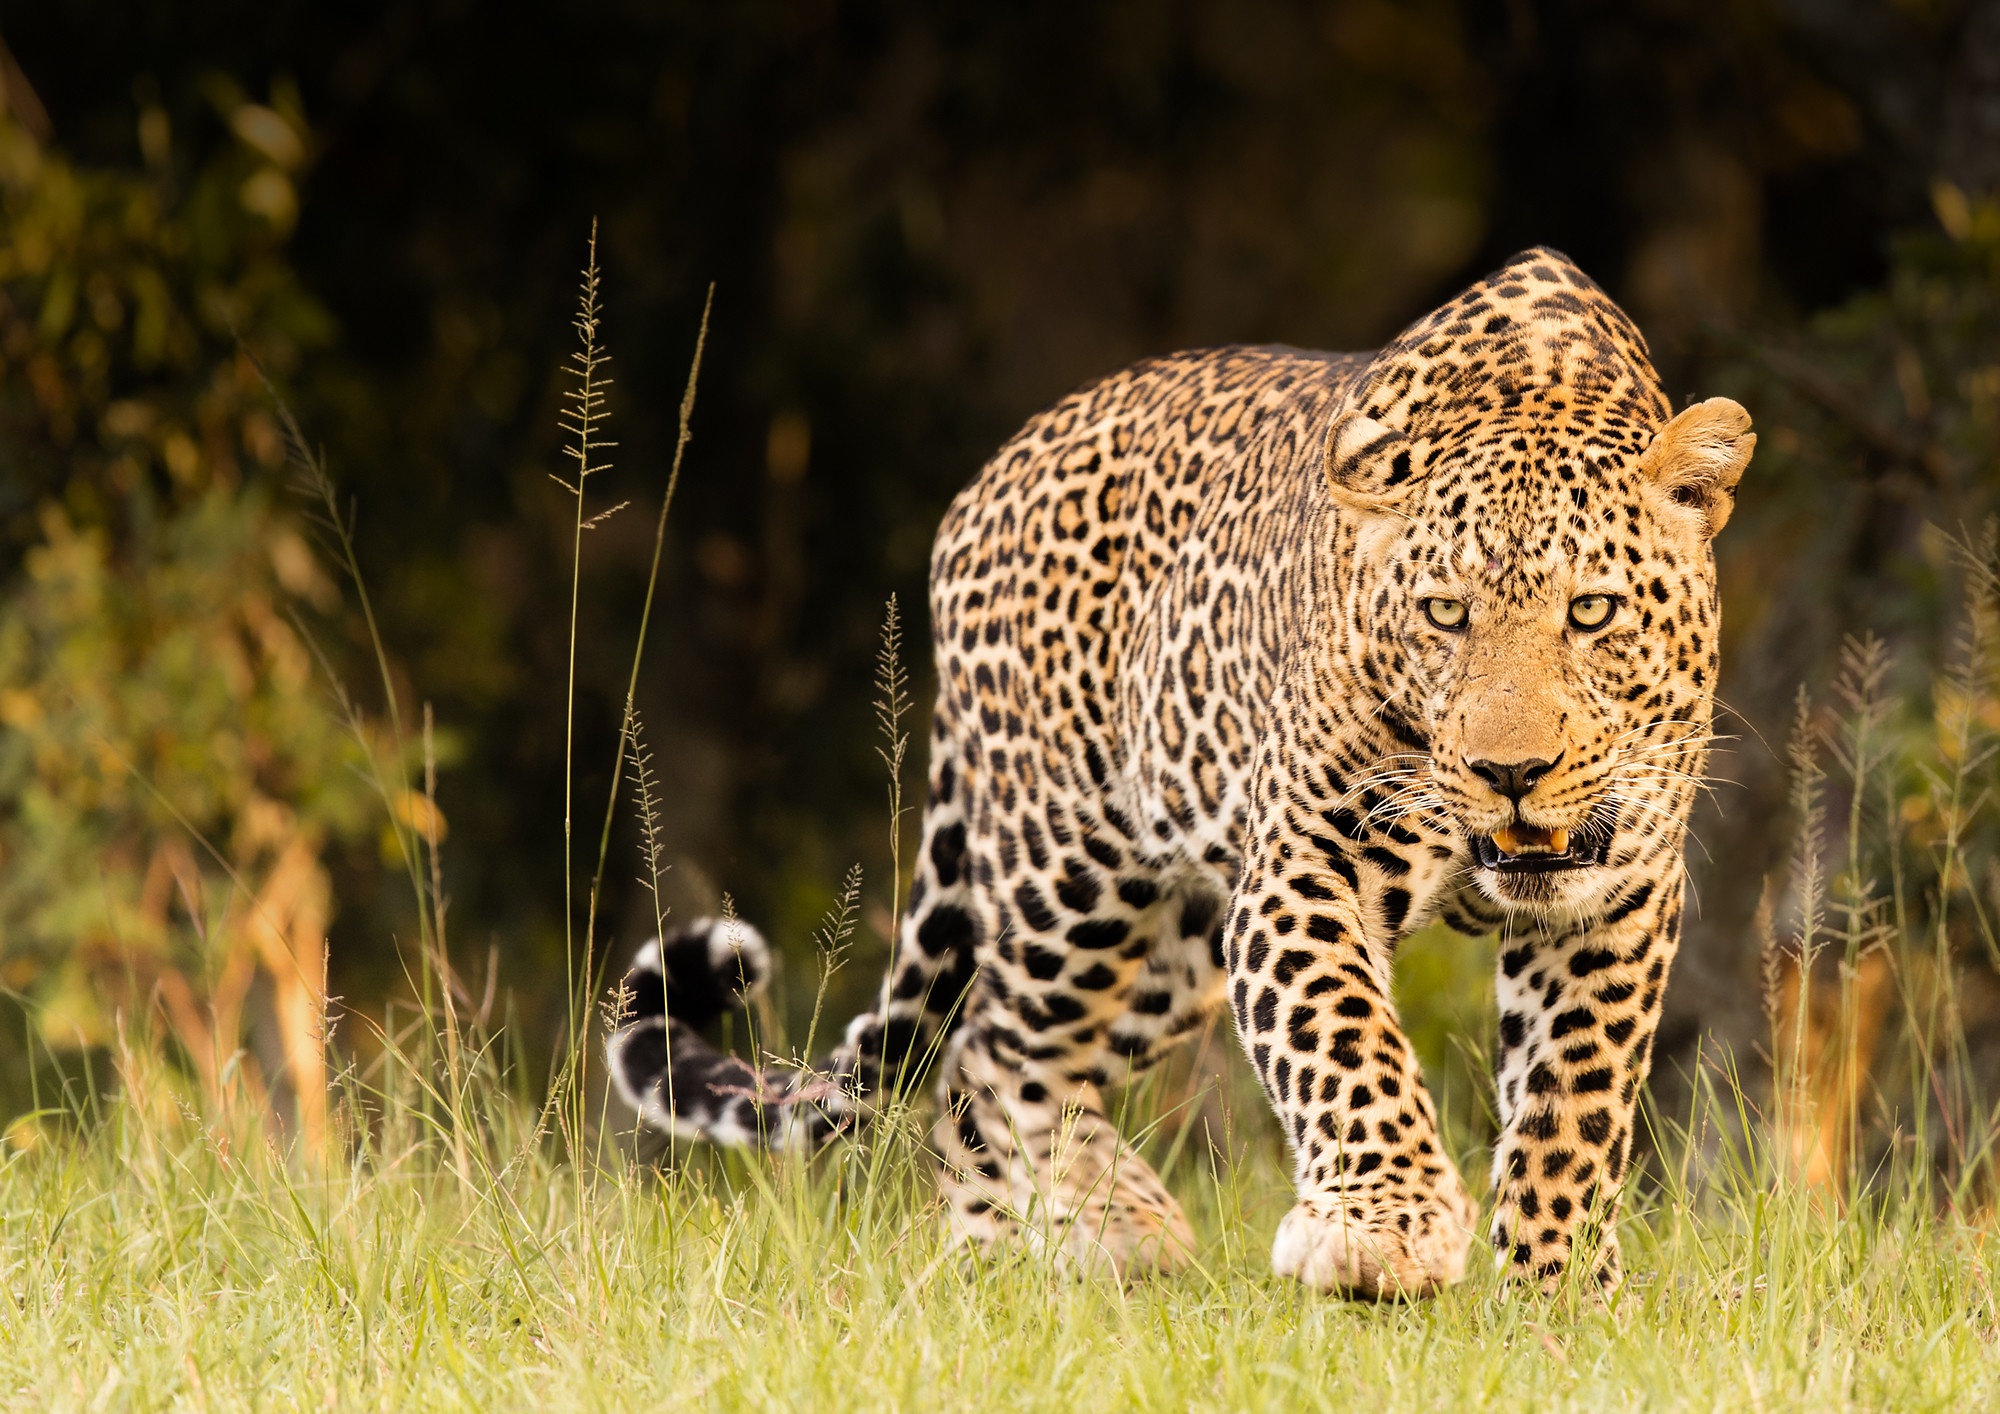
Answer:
xmin=610 ymin=917 xmax=771 ymax=1030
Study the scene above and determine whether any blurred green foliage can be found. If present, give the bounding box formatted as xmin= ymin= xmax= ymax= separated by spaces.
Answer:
xmin=1710 ymin=193 xmax=2000 ymax=689
xmin=0 ymin=100 xmax=375 ymax=1126
xmin=0 ymin=81 xmax=327 ymax=542
xmin=1652 ymin=190 xmax=2000 ymax=1081
xmin=0 ymin=492 xmax=370 ymax=1021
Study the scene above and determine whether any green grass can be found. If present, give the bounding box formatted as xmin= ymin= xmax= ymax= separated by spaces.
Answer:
xmin=3 ymin=996 xmax=1996 ymax=1413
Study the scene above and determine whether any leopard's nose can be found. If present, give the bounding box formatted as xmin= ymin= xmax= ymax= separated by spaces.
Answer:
xmin=1466 ymin=753 xmax=1561 ymax=802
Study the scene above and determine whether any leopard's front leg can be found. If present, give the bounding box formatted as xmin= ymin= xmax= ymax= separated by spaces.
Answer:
xmin=1489 ymin=875 xmax=1682 ymax=1292
xmin=1227 ymin=803 xmax=1476 ymax=1299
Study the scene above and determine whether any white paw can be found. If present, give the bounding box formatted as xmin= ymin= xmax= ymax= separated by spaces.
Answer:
xmin=1271 ymin=1187 xmax=1475 ymax=1299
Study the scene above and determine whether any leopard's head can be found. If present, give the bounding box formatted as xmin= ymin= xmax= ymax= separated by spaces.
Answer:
xmin=1325 ymin=250 xmax=1755 ymax=912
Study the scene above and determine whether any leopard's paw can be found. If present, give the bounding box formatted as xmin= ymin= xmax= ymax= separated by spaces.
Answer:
xmin=1271 ymin=1183 xmax=1476 ymax=1300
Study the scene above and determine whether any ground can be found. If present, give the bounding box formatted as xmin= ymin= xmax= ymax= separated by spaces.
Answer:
xmin=2 ymin=932 xmax=1994 ymax=1412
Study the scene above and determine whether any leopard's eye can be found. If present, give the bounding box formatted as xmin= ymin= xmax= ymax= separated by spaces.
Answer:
xmin=1568 ymin=594 xmax=1617 ymax=631
xmin=1421 ymin=597 xmax=1468 ymax=631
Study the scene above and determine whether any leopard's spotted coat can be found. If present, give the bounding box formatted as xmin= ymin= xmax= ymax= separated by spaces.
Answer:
xmin=608 ymin=248 xmax=1755 ymax=1297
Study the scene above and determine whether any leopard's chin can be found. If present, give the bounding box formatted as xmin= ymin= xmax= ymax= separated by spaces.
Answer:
xmin=1479 ymin=863 xmax=1605 ymax=911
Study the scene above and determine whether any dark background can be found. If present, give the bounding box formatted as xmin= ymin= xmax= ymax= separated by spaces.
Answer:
xmin=3 ymin=0 xmax=1995 ymax=1105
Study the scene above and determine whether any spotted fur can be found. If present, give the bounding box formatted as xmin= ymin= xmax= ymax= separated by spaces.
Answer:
xmin=608 ymin=248 xmax=1754 ymax=1297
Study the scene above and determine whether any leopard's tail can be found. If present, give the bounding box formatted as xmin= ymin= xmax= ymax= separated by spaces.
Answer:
xmin=606 ymin=726 xmax=981 ymax=1150
xmin=603 ymin=917 xmax=825 ymax=1148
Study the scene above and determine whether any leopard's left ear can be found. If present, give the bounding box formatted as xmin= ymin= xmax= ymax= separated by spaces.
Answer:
xmin=1638 ymin=397 xmax=1755 ymax=538
xmin=1324 ymin=410 xmax=1429 ymax=510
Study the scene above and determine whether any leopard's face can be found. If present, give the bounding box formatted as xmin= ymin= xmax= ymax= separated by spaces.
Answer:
xmin=1336 ymin=397 xmax=1753 ymax=915
xmin=1408 ymin=457 xmax=1716 ymax=911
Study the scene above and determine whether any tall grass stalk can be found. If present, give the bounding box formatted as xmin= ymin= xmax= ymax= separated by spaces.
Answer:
xmin=423 ymin=702 xmax=471 ymax=1187
xmin=1779 ymin=685 xmax=1827 ymax=1164
xmin=589 ymin=285 xmax=713 ymax=941
xmin=873 ymin=595 xmax=912 ymax=1028
xmin=624 ymin=710 xmax=673 ymax=950
xmin=799 ymin=864 xmax=863 ymax=1069
xmin=552 ymin=222 xmax=616 ymax=1166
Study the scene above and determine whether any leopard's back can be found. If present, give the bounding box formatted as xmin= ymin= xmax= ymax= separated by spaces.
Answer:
xmin=929 ymin=345 xmax=1367 ymax=874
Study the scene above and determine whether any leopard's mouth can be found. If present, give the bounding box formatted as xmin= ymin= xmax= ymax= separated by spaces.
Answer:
xmin=1472 ymin=819 xmax=1610 ymax=874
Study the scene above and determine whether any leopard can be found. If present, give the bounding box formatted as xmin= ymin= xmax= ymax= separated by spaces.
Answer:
xmin=607 ymin=247 xmax=1754 ymax=1298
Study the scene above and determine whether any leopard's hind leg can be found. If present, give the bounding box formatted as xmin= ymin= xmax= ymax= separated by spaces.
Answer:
xmin=932 ymin=1014 xmax=1195 ymax=1279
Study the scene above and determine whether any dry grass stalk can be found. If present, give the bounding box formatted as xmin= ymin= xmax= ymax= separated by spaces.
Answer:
xmin=873 ymin=594 xmax=911 ymax=1022
xmin=1766 ymin=945 xmax=1895 ymax=1195
xmin=121 ymin=828 xmax=334 ymax=1159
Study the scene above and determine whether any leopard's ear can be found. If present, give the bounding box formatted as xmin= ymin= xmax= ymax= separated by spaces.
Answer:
xmin=1638 ymin=397 xmax=1755 ymax=538
xmin=1324 ymin=411 xmax=1426 ymax=510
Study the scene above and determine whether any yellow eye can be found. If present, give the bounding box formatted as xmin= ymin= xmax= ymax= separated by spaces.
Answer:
xmin=1568 ymin=594 xmax=1617 ymax=631
xmin=1422 ymin=597 xmax=1467 ymax=631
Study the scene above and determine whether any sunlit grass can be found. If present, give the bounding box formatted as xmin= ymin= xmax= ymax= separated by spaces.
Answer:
xmin=2 ymin=1003 xmax=1995 ymax=1413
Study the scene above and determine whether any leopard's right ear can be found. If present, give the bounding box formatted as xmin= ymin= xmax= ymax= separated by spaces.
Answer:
xmin=1324 ymin=411 xmax=1426 ymax=510
xmin=1637 ymin=396 xmax=1755 ymax=538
